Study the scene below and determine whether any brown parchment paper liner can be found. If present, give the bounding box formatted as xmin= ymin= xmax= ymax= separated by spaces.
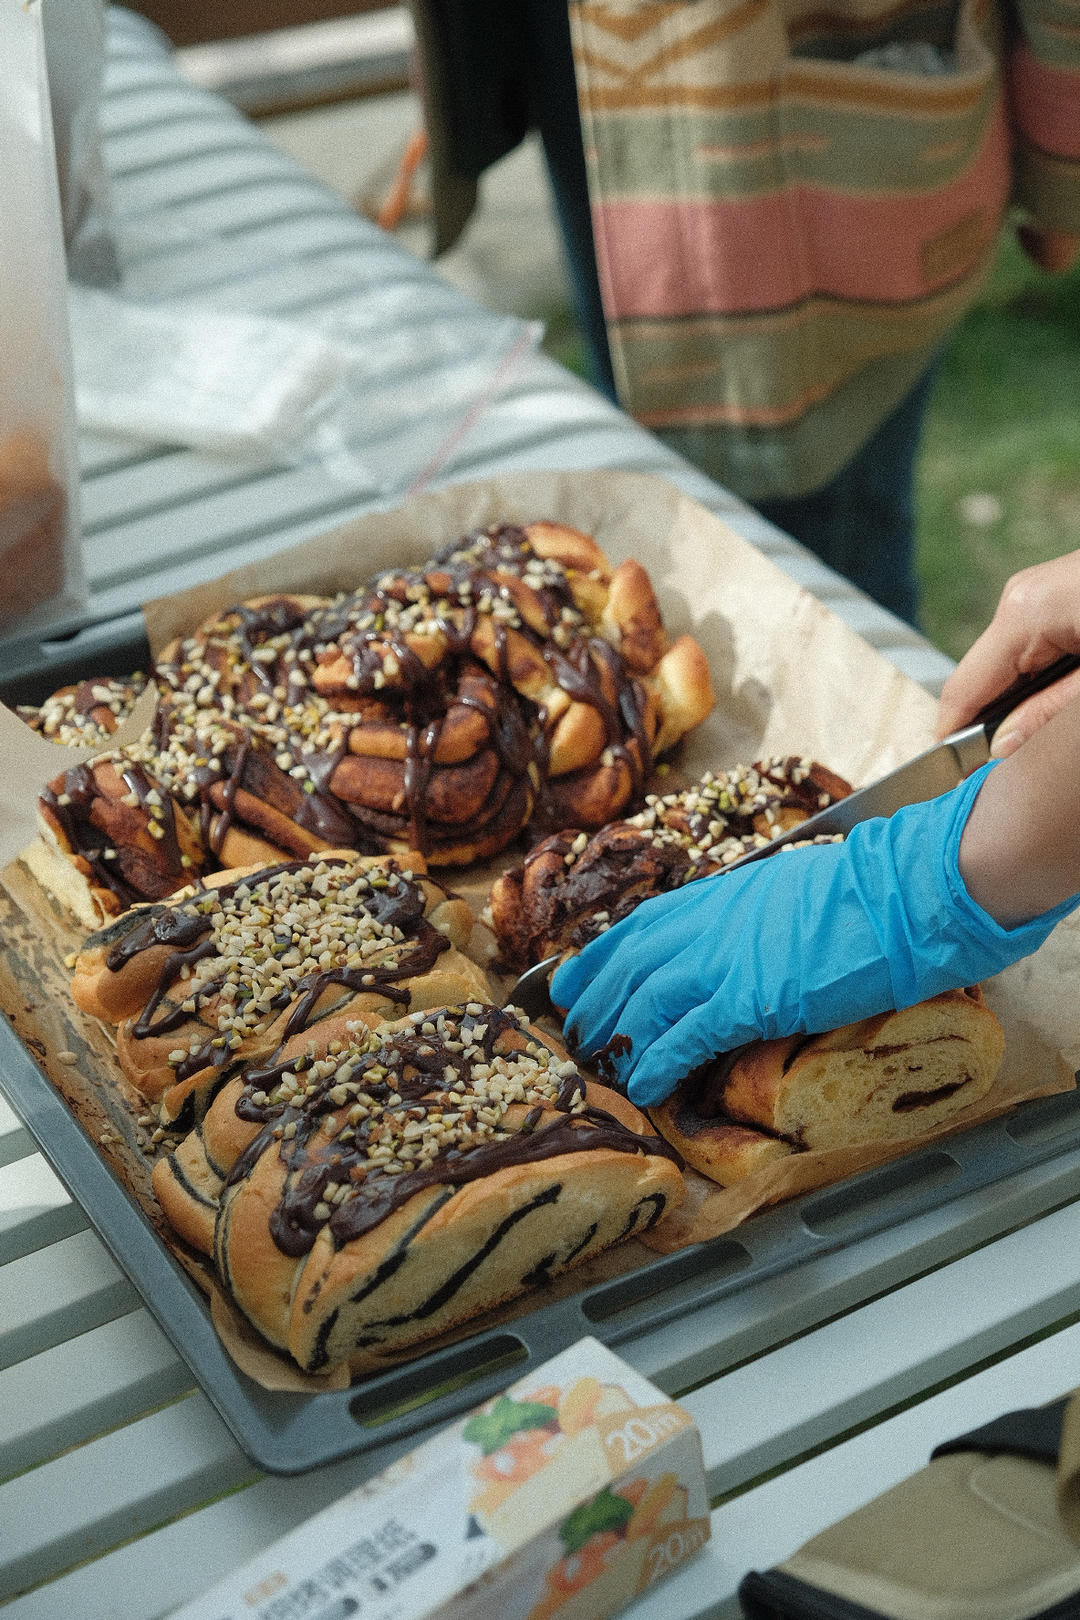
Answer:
xmin=0 ymin=681 xmax=159 ymax=870
xmin=1 ymin=469 xmax=1078 ymax=1391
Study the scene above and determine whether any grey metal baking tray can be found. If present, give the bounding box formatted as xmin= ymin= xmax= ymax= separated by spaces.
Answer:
xmin=4 ymin=1000 xmax=1080 ymax=1476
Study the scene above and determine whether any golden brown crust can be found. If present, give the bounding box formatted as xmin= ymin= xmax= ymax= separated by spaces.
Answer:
xmin=645 ymin=1106 xmax=794 ymax=1185
xmin=648 ymin=988 xmax=1006 ymax=1179
xmin=154 ymin=1003 xmax=684 ymax=1374
xmin=31 ymin=523 xmax=712 ymax=917
xmin=39 ymin=755 xmax=205 ymax=922
xmin=71 ymin=852 xmax=495 ymax=1126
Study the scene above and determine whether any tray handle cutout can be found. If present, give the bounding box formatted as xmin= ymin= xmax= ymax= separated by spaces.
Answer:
xmin=1005 ymin=1085 xmax=1080 ymax=1151
xmin=349 ymin=1334 xmax=528 ymax=1431
xmin=581 ymin=1238 xmax=752 ymax=1325
xmin=799 ymin=1149 xmax=962 ymax=1238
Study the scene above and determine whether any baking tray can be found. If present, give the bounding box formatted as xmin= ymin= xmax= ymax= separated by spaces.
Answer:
xmin=5 ymin=996 xmax=1080 ymax=1476
xmin=0 ymin=611 xmax=151 ymax=706
xmin=3 ymin=543 xmax=1079 ymax=1478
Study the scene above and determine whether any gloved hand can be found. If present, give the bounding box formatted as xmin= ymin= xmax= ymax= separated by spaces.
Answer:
xmin=551 ymin=763 xmax=1080 ymax=1105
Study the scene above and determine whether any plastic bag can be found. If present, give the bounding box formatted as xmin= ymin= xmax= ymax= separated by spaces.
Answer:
xmin=0 ymin=0 xmax=86 ymax=637
xmin=67 ymin=278 xmax=541 ymax=495
xmin=43 ymin=0 xmax=117 ymax=285
xmin=68 ymin=286 xmax=351 ymax=461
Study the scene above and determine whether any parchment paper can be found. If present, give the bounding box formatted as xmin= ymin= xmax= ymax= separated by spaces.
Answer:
xmin=2 ymin=468 xmax=1078 ymax=1385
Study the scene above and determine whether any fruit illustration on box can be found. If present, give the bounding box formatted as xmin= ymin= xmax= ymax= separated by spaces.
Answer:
xmin=526 ymin=1474 xmax=689 ymax=1620
xmin=463 ymin=1371 xmax=699 ymax=1620
xmin=464 ymin=1377 xmax=627 ymax=1538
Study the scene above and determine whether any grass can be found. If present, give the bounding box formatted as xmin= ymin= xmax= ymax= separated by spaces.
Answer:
xmin=916 ymin=226 xmax=1080 ymax=661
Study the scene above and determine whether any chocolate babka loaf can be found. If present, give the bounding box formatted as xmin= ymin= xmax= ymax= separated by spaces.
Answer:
xmin=17 ymin=672 xmax=149 ymax=747
xmin=152 ymin=1001 xmax=684 ymax=1375
xmin=488 ymin=756 xmax=851 ymax=971
xmin=648 ymin=988 xmax=1005 ymax=1183
xmin=31 ymin=522 xmax=714 ymax=922
xmin=70 ymin=850 xmax=494 ymax=1130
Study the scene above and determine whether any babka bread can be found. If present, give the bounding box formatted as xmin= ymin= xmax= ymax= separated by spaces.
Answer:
xmin=17 ymin=672 xmax=149 ymax=747
xmin=70 ymin=850 xmax=494 ymax=1129
xmin=648 ymin=987 xmax=1006 ymax=1182
xmin=30 ymin=522 xmax=714 ymax=921
xmin=151 ymin=1001 xmax=684 ymax=1374
xmin=489 ymin=756 xmax=851 ymax=971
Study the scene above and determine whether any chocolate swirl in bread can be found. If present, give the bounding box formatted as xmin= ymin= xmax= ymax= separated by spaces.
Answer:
xmin=489 ymin=756 xmax=852 ymax=971
xmin=39 ymin=754 xmax=206 ymax=916
xmin=32 ymin=524 xmax=714 ymax=922
xmin=152 ymin=1001 xmax=684 ymax=1374
xmin=71 ymin=851 xmax=494 ymax=1129
xmin=648 ymin=988 xmax=1005 ymax=1183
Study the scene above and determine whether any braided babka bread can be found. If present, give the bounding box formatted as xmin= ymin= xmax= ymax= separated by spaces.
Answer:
xmin=488 ymin=756 xmax=852 ymax=971
xmin=648 ymin=987 xmax=1005 ymax=1183
xmin=16 ymin=672 xmax=149 ymax=747
xmin=151 ymin=1001 xmax=684 ymax=1375
xmin=31 ymin=522 xmax=714 ymax=923
xmin=70 ymin=851 xmax=494 ymax=1131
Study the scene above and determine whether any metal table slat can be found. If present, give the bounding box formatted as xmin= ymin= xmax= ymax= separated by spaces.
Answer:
xmin=0 ymin=1094 xmax=32 ymax=1168
xmin=0 ymin=1155 xmax=87 ymax=1267
xmin=0 ymin=1309 xmax=191 ymax=1482
xmin=149 ymin=241 xmax=452 ymax=320
xmin=0 ymin=1392 xmax=257 ymax=1605
xmin=109 ymin=148 xmax=316 ymax=223
xmin=0 ymin=1228 xmax=136 ymax=1372
xmin=102 ymin=8 xmax=172 ymax=58
xmin=109 ymin=175 xmax=364 ymax=248
xmin=102 ymin=114 xmax=262 ymax=178
xmin=682 ymin=1195 xmax=1080 ymax=1498
xmin=80 ymin=447 xmax=334 ymax=538
xmin=114 ymin=211 xmax=376 ymax=297
xmin=3 ymin=1441 xmax=401 ymax=1620
xmin=99 ymin=85 xmax=224 ymax=137
xmin=98 ymin=57 xmax=192 ymax=103
xmin=81 ymin=463 xmax=382 ymax=604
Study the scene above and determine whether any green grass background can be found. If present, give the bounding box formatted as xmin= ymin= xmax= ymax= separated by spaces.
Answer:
xmin=917 ymin=226 xmax=1080 ymax=661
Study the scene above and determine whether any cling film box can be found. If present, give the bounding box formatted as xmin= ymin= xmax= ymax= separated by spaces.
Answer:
xmin=170 ymin=1338 xmax=710 ymax=1620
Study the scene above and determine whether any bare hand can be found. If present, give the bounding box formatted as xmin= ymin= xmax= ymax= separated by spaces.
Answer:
xmin=937 ymin=551 xmax=1080 ymax=752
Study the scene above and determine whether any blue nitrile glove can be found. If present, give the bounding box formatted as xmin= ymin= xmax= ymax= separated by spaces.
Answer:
xmin=551 ymin=763 xmax=1080 ymax=1105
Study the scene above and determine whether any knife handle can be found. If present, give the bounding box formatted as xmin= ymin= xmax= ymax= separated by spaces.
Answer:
xmin=971 ymin=652 xmax=1080 ymax=740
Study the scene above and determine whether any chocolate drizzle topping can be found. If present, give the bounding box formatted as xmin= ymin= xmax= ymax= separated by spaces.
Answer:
xmin=227 ymin=1003 xmax=681 ymax=1259
xmin=101 ymin=856 xmax=450 ymax=1080
xmin=40 ymin=526 xmax=672 ymax=903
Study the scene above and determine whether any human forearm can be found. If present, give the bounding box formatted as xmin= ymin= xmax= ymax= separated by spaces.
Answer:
xmin=958 ymin=692 xmax=1080 ymax=928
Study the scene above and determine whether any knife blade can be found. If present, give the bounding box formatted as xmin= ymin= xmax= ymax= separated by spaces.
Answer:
xmin=721 ymin=649 xmax=1080 ymax=873
xmin=509 ymin=651 xmax=1080 ymax=1019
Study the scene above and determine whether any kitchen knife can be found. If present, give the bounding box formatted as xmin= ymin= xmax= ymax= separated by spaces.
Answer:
xmin=718 ymin=649 xmax=1080 ymax=870
xmin=509 ymin=652 xmax=1080 ymax=1019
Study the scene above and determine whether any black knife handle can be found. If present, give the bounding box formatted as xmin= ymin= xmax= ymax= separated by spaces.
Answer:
xmin=971 ymin=652 xmax=1080 ymax=740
